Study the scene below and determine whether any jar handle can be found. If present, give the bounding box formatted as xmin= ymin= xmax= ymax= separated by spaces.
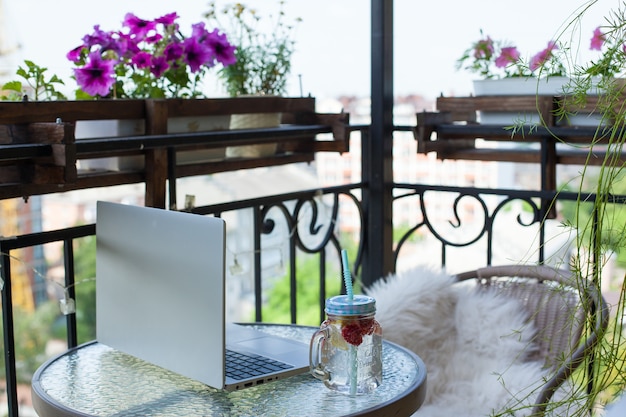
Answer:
xmin=309 ymin=328 xmax=329 ymax=381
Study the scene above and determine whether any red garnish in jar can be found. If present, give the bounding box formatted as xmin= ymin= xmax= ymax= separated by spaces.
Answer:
xmin=359 ymin=318 xmax=375 ymax=335
xmin=341 ymin=323 xmax=364 ymax=346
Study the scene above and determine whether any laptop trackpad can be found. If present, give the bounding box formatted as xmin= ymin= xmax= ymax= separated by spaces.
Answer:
xmin=234 ymin=337 xmax=306 ymax=355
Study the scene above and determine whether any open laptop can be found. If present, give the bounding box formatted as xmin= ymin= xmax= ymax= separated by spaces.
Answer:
xmin=95 ymin=201 xmax=310 ymax=391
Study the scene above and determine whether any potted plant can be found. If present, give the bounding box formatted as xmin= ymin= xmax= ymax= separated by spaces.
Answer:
xmin=455 ymin=29 xmax=606 ymax=127
xmin=204 ymin=1 xmax=301 ymax=157
xmin=67 ymin=12 xmax=236 ymax=99
xmin=9 ymin=13 xmax=235 ymax=170
xmin=1 ymin=60 xmax=68 ymax=101
xmin=64 ymin=11 xmax=236 ymax=170
xmin=457 ymin=30 xmax=569 ymax=95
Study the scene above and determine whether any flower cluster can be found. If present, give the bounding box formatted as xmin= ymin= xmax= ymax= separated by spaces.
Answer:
xmin=67 ymin=12 xmax=237 ymax=99
xmin=457 ymin=30 xmax=567 ymax=79
xmin=204 ymin=1 xmax=300 ymax=96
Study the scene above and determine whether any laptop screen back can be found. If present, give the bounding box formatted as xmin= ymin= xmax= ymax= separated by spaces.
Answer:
xmin=96 ymin=201 xmax=226 ymax=388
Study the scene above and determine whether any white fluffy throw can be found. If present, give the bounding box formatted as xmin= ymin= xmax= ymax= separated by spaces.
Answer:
xmin=366 ymin=266 xmax=551 ymax=417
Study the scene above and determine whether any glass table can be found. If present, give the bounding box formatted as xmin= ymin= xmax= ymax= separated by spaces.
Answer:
xmin=31 ymin=324 xmax=427 ymax=417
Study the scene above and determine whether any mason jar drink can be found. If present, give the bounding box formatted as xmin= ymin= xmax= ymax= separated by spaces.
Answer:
xmin=309 ymin=294 xmax=383 ymax=394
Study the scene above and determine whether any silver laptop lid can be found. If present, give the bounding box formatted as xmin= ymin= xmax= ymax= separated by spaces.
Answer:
xmin=96 ymin=201 xmax=226 ymax=388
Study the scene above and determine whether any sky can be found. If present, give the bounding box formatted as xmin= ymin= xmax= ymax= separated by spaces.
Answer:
xmin=1 ymin=0 xmax=619 ymax=101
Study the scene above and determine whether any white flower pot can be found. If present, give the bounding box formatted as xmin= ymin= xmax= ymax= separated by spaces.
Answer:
xmin=76 ymin=115 xmax=230 ymax=171
xmin=226 ymin=112 xmax=281 ymax=158
xmin=473 ymin=77 xmax=571 ymax=96
xmin=472 ymin=77 xmax=602 ymax=126
xmin=473 ymin=77 xmax=568 ymax=126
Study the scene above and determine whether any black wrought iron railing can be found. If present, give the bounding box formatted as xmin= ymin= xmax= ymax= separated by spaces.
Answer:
xmin=0 ymin=125 xmax=620 ymax=417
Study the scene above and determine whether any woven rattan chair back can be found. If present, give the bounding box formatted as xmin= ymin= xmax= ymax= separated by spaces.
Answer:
xmin=456 ymin=264 xmax=608 ymax=416
xmin=458 ymin=268 xmax=584 ymax=369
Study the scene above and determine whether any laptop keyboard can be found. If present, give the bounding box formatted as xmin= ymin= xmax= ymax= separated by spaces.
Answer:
xmin=225 ymin=349 xmax=294 ymax=381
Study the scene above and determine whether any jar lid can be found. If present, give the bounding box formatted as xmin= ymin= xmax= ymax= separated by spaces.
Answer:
xmin=325 ymin=295 xmax=376 ymax=316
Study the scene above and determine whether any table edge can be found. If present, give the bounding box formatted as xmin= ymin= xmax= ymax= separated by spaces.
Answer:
xmin=32 ymin=341 xmax=99 ymax=417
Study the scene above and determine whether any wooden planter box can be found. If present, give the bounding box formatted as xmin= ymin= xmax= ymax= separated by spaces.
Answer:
xmin=415 ymin=94 xmax=613 ymax=160
xmin=0 ymin=97 xmax=351 ymax=205
xmin=413 ymin=93 xmax=625 ymax=219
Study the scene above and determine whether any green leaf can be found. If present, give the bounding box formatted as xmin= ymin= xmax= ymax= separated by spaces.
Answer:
xmin=2 ymin=80 xmax=23 ymax=93
xmin=16 ymin=68 xmax=28 ymax=79
xmin=74 ymin=89 xmax=94 ymax=100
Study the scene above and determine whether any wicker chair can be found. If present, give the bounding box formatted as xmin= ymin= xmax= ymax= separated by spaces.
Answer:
xmin=456 ymin=264 xmax=609 ymax=416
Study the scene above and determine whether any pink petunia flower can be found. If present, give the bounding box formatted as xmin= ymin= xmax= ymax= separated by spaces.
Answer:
xmin=473 ymin=37 xmax=495 ymax=60
xmin=590 ymin=27 xmax=605 ymax=51
xmin=530 ymin=41 xmax=558 ymax=71
xmin=73 ymin=52 xmax=116 ymax=97
xmin=495 ymin=46 xmax=520 ymax=68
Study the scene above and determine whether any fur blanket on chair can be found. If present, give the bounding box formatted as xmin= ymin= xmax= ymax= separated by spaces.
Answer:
xmin=366 ymin=266 xmax=552 ymax=417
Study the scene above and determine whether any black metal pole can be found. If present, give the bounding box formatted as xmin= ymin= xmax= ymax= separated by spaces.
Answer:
xmin=363 ymin=0 xmax=394 ymax=287
xmin=0 ymin=247 xmax=19 ymax=417
xmin=63 ymin=239 xmax=78 ymax=348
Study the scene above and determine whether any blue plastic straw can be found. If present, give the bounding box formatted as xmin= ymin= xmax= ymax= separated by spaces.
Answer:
xmin=341 ymin=249 xmax=358 ymax=395
xmin=341 ymin=249 xmax=354 ymax=301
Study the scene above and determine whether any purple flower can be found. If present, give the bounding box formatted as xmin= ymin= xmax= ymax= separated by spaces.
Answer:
xmin=191 ymin=22 xmax=210 ymax=43
xmin=81 ymin=25 xmax=111 ymax=48
xmin=73 ymin=52 xmax=116 ymax=97
xmin=132 ymin=51 xmax=153 ymax=69
xmin=66 ymin=46 xmax=83 ymax=63
xmin=183 ymin=37 xmax=214 ymax=72
xmin=495 ymin=46 xmax=520 ymax=69
xmin=155 ymin=12 xmax=178 ymax=26
xmin=68 ymin=11 xmax=236 ymax=98
xmin=110 ymin=34 xmax=131 ymax=58
xmin=206 ymin=30 xmax=237 ymax=66
xmin=123 ymin=13 xmax=156 ymax=40
xmin=164 ymin=42 xmax=184 ymax=62
xmin=77 ymin=26 xmax=128 ymax=59
xmin=590 ymin=27 xmax=605 ymax=51
xmin=121 ymin=34 xmax=141 ymax=58
xmin=145 ymin=33 xmax=163 ymax=44
xmin=151 ymin=56 xmax=169 ymax=78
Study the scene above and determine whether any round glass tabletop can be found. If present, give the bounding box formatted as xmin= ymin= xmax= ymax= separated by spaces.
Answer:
xmin=32 ymin=324 xmax=426 ymax=417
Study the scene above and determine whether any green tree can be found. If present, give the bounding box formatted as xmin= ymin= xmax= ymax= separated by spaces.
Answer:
xmin=0 ymin=302 xmax=59 ymax=383
xmin=0 ymin=235 xmax=98 ymax=382
xmin=260 ymin=245 xmax=359 ymax=326
xmin=72 ymin=235 xmax=97 ymax=344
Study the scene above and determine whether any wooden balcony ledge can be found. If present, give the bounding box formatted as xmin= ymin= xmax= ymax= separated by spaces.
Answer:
xmin=0 ymin=97 xmax=350 ymax=206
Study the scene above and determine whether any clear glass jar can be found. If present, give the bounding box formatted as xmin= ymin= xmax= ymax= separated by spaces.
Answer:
xmin=310 ymin=295 xmax=383 ymax=394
